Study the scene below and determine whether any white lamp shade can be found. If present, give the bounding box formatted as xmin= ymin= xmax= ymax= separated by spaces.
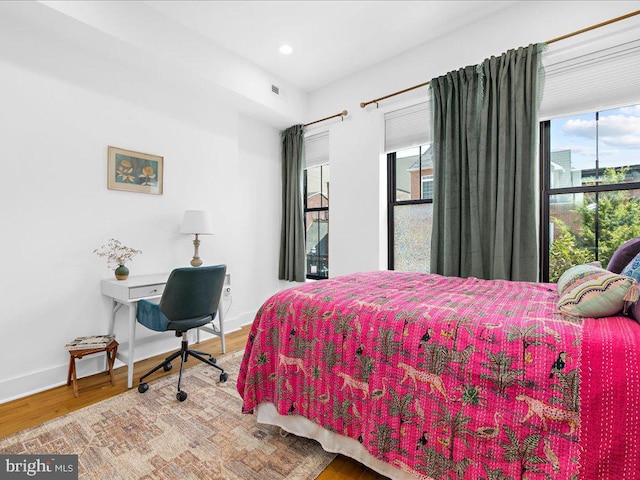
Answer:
xmin=180 ymin=210 xmax=214 ymax=235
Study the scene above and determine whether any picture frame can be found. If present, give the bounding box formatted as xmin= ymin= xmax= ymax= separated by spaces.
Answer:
xmin=107 ymin=146 xmax=164 ymax=195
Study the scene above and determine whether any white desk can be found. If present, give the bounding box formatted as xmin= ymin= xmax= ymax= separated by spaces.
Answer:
xmin=101 ymin=273 xmax=226 ymax=388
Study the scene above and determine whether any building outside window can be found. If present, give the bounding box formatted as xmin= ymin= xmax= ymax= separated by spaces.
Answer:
xmin=388 ymin=144 xmax=433 ymax=272
xmin=541 ymin=103 xmax=640 ymax=282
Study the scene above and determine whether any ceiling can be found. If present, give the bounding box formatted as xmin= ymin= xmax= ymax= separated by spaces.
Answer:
xmin=145 ymin=1 xmax=519 ymax=92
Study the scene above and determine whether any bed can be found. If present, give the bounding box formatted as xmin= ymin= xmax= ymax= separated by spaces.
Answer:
xmin=237 ymin=262 xmax=640 ymax=479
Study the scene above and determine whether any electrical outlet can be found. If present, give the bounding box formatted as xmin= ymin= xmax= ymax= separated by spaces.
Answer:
xmin=223 ymin=272 xmax=231 ymax=297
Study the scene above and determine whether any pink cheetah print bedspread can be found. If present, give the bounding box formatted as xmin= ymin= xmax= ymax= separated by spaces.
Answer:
xmin=238 ymin=271 xmax=640 ymax=479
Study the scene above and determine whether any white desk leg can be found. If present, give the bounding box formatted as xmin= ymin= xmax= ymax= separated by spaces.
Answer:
xmin=127 ymin=303 xmax=137 ymax=389
xmin=218 ymin=305 xmax=226 ymax=354
xmin=107 ymin=299 xmax=118 ymax=335
xmin=107 ymin=300 xmax=120 ymax=370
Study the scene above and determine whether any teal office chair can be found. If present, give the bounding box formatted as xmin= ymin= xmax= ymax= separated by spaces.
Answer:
xmin=136 ymin=265 xmax=228 ymax=401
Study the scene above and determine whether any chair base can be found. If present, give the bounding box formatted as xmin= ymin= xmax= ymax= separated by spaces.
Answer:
xmin=138 ymin=333 xmax=226 ymax=401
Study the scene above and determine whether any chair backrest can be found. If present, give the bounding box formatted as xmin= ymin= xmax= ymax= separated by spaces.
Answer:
xmin=159 ymin=265 xmax=227 ymax=322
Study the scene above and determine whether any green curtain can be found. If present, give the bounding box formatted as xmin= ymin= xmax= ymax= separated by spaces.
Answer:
xmin=279 ymin=125 xmax=306 ymax=282
xmin=430 ymin=44 xmax=544 ymax=281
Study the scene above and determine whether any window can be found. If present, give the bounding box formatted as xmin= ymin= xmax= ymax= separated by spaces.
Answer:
xmin=421 ymin=175 xmax=433 ymax=200
xmin=540 ymin=104 xmax=640 ymax=282
xmin=538 ymin=18 xmax=640 ymax=282
xmin=304 ymin=132 xmax=329 ymax=279
xmin=384 ymin=101 xmax=433 ymax=273
xmin=388 ymin=144 xmax=433 ymax=272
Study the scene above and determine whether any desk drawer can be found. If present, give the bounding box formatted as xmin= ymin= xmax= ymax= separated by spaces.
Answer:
xmin=129 ymin=283 xmax=165 ymax=299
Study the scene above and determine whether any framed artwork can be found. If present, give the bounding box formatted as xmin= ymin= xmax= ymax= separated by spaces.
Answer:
xmin=107 ymin=146 xmax=164 ymax=195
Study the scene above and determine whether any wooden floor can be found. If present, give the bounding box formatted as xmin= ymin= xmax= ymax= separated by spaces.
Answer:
xmin=0 ymin=326 xmax=385 ymax=480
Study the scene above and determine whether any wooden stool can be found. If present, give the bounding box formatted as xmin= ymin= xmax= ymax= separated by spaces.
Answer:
xmin=67 ymin=340 xmax=118 ymax=397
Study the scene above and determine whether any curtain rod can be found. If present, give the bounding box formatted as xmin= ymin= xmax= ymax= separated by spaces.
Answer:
xmin=360 ymin=9 xmax=640 ymax=109
xmin=305 ymin=110 xmax=348 ymax=127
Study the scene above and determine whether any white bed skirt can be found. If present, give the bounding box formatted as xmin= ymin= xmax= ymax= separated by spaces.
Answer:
xmin=256 ymin=402 xmax=415 ymax=480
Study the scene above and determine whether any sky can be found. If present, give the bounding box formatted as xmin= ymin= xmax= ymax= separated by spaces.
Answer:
xmin=551 ymin=103 xmax=640 ymax=171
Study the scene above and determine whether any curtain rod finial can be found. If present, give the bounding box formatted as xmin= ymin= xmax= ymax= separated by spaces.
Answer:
xmin=360 ymin=102 xmax=366 ymax=108
xmin=341 ymin=110 xmax=348 ymax=116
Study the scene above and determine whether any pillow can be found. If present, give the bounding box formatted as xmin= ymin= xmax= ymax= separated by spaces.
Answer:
xmin=620 ymin=252 xmax=640 ymax=321
xmin=607 ymin=236 xmax=640 ymax=273
xmin=622 ymin=251 xmax=640 ymax=282
xmin=557 ymin=264 xmax=639 ymax=318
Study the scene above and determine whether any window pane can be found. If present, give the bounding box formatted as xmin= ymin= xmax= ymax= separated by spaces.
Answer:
xmin=549 ymin=189 xmax=640 ymax=282
xmin=395 ymin=145 xmax=433 ymax=201
xmin=306 ymin=164 xmax=329 ymax=208
xmin=321 ymin=164 xmax=329 ymax=207
xmin=550 ymin=112 xmax=596 ymax=189
xmin=598 ymin=105 xmax=640 ymax=184
xmin=395 ymin=152 xmax=414 ymax=201
xmin=306 ymin=211 xmax=329 ymax=278
xmin=548 ymin=192 xmax=596 ymax=283
xmin=393 ymin=203 xmax=433 ymax=273
xmin=597 ymin=189 xmax=640 ymax=269
xmin=306 ymin=166 xmax=321 ymax=207
xmin=419 ymin=146 xmax=434 ymax=200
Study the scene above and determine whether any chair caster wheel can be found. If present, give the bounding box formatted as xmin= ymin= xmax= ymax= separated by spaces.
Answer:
xmin=210 ymin=357 xmax=216 ymax=364
xmin=177 ymin=391 xmax=188 ymax=402
xmin=138 ymin=383 xmax=149 ymax=394
xmin=220 ymin=372 xmax=228 ymax=383
xmin=163 ymin=363 xmax=173 ymax=372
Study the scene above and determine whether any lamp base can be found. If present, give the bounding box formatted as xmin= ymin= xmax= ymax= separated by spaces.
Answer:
xmin=190 ymin=236 xmax=203 ymax=267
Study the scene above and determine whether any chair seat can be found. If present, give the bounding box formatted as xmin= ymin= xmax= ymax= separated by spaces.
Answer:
xmin=137 ymin=299 xmax=214 ymax=332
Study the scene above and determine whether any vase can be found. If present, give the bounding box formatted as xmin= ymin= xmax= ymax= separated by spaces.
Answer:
xmin=115 ymin=265 xmax=129 ymax=280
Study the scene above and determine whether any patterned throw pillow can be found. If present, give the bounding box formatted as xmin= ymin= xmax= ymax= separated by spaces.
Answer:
xmin=621 ymin=252 xmax=640 ymax=321
xmin=622 ymin=251 xmax=640 ymax=282
xmin=557 ymin=264 xmax=640 ymax=318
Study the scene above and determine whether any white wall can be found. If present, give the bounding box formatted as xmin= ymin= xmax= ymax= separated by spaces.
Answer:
xmin=0 ymin=57 xmax=289 ymax=403
xmin=308 ymin=1 xmax=637 ymax=277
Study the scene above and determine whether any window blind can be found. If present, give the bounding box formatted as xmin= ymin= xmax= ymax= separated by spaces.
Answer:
xmin=539 ymin=20 xmax=640 ymax=120
xmin=304 ymin=131 xmax=329 ymax=169
xmin=384 ymin=101 xmax=432 ymax=153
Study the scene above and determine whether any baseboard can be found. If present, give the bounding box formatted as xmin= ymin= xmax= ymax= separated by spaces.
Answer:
xmin=0 ymin=309 xmax=257 ymax=405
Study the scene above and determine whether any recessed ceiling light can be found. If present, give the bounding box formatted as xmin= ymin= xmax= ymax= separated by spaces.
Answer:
xmin=279 ymin=44 xmax=293 ymax=55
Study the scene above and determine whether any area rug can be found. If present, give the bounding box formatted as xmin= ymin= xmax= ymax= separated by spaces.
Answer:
xmin=0 ymin=350 xmax=336 ymax=479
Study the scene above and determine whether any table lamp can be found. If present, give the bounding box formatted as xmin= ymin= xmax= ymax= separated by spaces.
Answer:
xmin=179 ymin=210 xmax=214 ymax=267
